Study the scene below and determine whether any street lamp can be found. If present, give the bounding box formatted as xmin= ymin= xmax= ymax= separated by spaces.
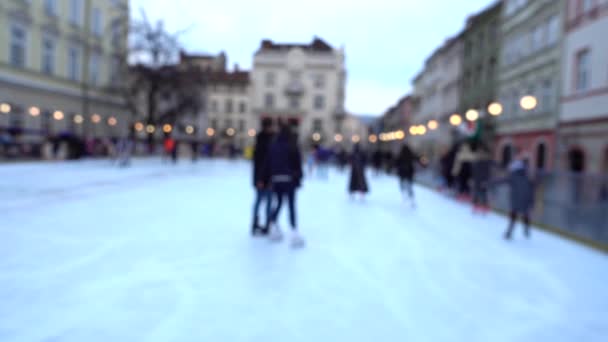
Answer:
xmin=0 ymin=103 xmax=11 ymax=113
xmin=369 ymin=134 xmax=378 ymax=143
xmin=91 ymin=114 xmax=101 ymax=124
xmin=417 ymin=125 xmax=427 ymax=135
xmin=134 ymin=122 xmax=144 ymax=131
xmin=206 ymin=128 xmax=215 ymax=137
xmin=108 ymin=117 xmax=118 ymax=126
xmin=520 ymin=95 xmax=538 ymax=111
xmin=53 ymin=110 xmax=64 ymax=121
xmin=226 ymin=128 xmax=235 ymax=136
xmin=163 ymin=124 xmax=173 ymax=133
xmin=465 ymin=109 xmax=479 ymax=122
xmin=427 ymin=120 xmax=438 ymax=130
xmin=450 ymin=114 xmax=462 ymax=126
xmin=395 ymin=130 xmax=405 ymax=140
xmin=74 ymin=115 xmax=84 ymax=124
xmin=488 ymin=102 xmax=503 ymax=116
xmin=312 ymin=132 xmax=321 ymax=142
xmin=29 ymin=106 xmax=40 ymax=117
xmin=352 ymin=135 xmax=360 ymax=143
xmin=334 ymin=133 xmax=343 ymax=142
xmin=248 ymin=129 xmax=256 ymax=137
xmin=146 ymin=124 xmax=155 ymax=134
xmin=409 ymin=126 xmax=417 ymax=135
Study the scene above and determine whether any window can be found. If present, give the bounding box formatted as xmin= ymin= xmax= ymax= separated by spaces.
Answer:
xmin=92 ymin=7 xmax=102 ymax=36
xmin=211 ymin=100 xmax=218 ymax=113
xmin=478 ymin=32 xmax=484 ymax=50
xmin=313 ymin=119 xmax=323 ymax=132
xmin=111 ymin=18 xmax=122 ymax=49
xmin=265 ymin=72 xmax=275 ymax=87
xmin=264 ymin=93 xmax=274 ymax=108
xmin=238 ymin=120 xmax=245 ymax=132
xmin=44 ymin=0 xmax=58 ymax=16
xmin=547 ymin=15 xmax=559 ymax=45
xmin=68 ymin=46 xmax=80 ymax=81
xmin=575 ymin=50 xmax=591 ymax=92
xmin=225 ymin=119 xmax=233 ymax=129
xmin=289 ymin=97 xmax=299 ymax=109
xmin=225 ymin=99 xmax=233 ymax=113
xmin=10 ymin=24 xmax=27 ymax=68
xmin=489 ymin=22 xmax=498 ymax=42
xmin=89 ymin=53 xmax=100 ymax=85
xmin=239 ymin=101 xmax=246 ymax=113
xmin=314 ymin=95 xmax=325 ymax=110
xmin=487 ymin=59 xmax=496 ymax=83
xmin=533 ymin=25 xmax=544 ymax=51
xmin=69 ymin=0 xmax=82 ymax=26
xmin=42 ymin=37 xmax=55 ymax=75
xmin=536 ymin=143 xmax=546 ymax=170
xmin=313 ymin=74 xmax=325 ymax=88
xmin=583 ymin=0 xmax=594 ymax=13
xmin=210 ymin=118 xmax=218 ymax=129
xmin=541 ymin=79 xmax=552 ymax=111
xmin=110 ymin=56 xmax=121 ymax=85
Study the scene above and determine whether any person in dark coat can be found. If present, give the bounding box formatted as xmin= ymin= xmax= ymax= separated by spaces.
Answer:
xmin=372 ymin=149 xmax=383 ymax=175
xmin=471 ymin=146 xmax=494 ymax=213
xmin=396 ymin=143 xmax=420 ymax=206
xmin=349 ymin=143 xmax=369 ymax=197
xmin=251 ymin=118 xmax=274 ymax=236
xmin=492 ymin=157 xmax=535 ymax=240
xmin=265 ymin=124 xmax=304 ymax=247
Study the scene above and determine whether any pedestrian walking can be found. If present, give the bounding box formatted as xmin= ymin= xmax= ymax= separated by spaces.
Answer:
xmin=372 ymin=149 xmax=383 ymax=175
xmin=451 ymin=140 xmax=475 ymax=200
xmin=490 ymin=155 xmax=535 ymax=240
xmin=471 ymin=145 xmax=494 ymax=213
xmin=265 ymin=124 xmax=305 ymax=247
xmin=396 ymin=143 xmax=420 ymax=207
xmin=349 ymin=143 xmax=369 ymax=198
xmin=251 ymin=118 xmax=274 ymax=236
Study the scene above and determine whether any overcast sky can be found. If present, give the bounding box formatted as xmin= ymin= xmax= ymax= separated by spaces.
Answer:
xmin=131 ymin=0 xmax=492 ymax=115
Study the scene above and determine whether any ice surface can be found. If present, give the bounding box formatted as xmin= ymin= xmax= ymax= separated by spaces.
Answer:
xmin=1 ymin=159 xmax=607 ymax=342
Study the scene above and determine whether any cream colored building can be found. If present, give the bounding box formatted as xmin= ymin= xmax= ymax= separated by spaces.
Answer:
xmin=0 ymin=0 xmax=128 ymax=142
xmin=251 ymin=37 xmax=346 ymax=146
xmin=559 ymin=0 xmax=608 ymax=173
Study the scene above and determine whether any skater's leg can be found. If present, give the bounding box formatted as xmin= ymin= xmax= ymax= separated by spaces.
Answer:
xmin=504 ymin=211 xmax=517 ymax=239
xmin=406 ymin=178 xmax=414 ymax=199
xmin=287 ymin=187 xmax=297 ymax=230
xmin=263 ymin=189 xmax=273 ymax=228
xmin=523 ymin=213 xmax=531 ymax=238
xmin=252 ymin=189 xmax=263 ymax=231
xmin=271 ymin=190 xmax=284 ymax=223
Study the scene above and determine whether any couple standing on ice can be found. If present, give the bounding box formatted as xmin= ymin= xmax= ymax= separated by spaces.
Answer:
xmin=251 ymin=118 xmax=305 ymax=248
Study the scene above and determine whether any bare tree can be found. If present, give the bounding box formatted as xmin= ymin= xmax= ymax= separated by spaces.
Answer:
xmin=109 ymin=9 xmax=205 ymax=150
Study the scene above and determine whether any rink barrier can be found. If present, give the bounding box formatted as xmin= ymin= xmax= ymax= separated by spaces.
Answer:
xmin=414 ymin=171 xmax=608 ymax=255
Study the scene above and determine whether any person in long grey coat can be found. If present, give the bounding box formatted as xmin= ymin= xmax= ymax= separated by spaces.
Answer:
xmin=493 ymin=158 xmax=535 ymax=239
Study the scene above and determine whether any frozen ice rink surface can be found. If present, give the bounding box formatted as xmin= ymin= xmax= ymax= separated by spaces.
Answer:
xmin=1 ymin=159 xmax=607 ymax=342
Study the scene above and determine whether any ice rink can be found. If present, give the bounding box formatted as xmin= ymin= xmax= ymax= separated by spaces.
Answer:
xmin=1 ymin=159 xmax=607 ymax=342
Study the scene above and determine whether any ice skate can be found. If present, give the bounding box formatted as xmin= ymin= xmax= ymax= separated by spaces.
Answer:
xmin=269 ymin=223 xmax=283 ymax=242
xmin=290 ymin=231 xmax=306 ymax=248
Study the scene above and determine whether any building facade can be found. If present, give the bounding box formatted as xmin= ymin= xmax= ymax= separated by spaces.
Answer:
xmin=496 ymin=0 xmax=565 ymax=170
xmin=559 ymin=0 xmax=608 ymax=174
xmin=251 ymin=37 xmax=346 ymax=146
xmin=460 ymin=2 xmax=502 ymax=115
xmin=0 ymin=0 xmax=129 ymax=142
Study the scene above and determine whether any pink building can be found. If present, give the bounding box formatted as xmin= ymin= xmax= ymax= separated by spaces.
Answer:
xmin=560 ymin=0 xmax=608 ymax=173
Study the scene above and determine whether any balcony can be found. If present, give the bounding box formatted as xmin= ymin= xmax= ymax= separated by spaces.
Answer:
xmin=284 ymin=81 xmax=304 ymax=96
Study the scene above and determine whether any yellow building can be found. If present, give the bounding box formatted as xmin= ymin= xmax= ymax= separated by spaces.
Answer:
xmin=0 ymin=0 xmax=129 ymax=142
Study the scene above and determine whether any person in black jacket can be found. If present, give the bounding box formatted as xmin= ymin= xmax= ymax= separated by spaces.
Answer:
xmin=396 ymin=143 xmax=420 ymax=207
xmin=349 ymin=143 xmax=369 ymax=198
xmin=251 ymin=118 xmax=274 ymax=236
xmin=265 ymin=123 xmax=304 ymax=247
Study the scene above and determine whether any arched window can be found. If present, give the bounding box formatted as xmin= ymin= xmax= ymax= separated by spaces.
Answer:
xmin=502 ymin=143 xmax=513 ymax=168
xmin=536 ymin=142 xmax=546 ymax=170
xmin=568 ymin=148 xmax=585 ymax=173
